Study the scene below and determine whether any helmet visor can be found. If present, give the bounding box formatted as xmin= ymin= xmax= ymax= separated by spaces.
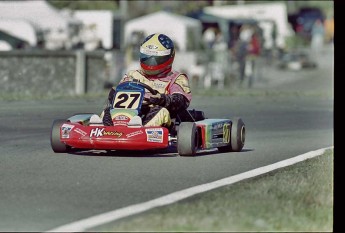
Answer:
xmin=140 ymin=54 xmax=171 ymax=67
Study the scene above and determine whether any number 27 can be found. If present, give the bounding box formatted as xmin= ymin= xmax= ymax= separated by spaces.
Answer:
xmin=114 ymin=93 xmax=141 ymax=108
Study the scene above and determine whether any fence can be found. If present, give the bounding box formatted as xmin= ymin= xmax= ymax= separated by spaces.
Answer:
xmin=0 ymin=50 xmax=122 ymax=97
xmin=0 ymin=49 xmax=255 ymax=97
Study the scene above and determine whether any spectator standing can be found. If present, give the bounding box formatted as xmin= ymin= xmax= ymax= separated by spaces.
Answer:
xmin=310 ymin=19 xmax=325 ymax=53
xmin=233 ymin=25 xmax=252 ymax=87
xmin=203 ymin=28 xmax=229 ymax=89
xmin=202 ymin=27 xmax=217 ymax=49
xmin=246 ymin=29 xmax=261 ymax=87
xmin=211 ymin=31 xmax=229 ymax=88
xmin=324 ymin=16 xmax=334 ymax=44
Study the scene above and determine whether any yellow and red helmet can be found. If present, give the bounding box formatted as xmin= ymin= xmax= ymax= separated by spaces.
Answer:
xmin=139 ymin=33 xmax=175 ymax=77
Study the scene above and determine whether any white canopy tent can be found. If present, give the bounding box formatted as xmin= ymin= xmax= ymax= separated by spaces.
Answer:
xmin=0 ymin=0 xmax=80 ymax=32
xmin=74 ymin=10 xmax=114 ymax=50
xmin=204 ymin=2 xmax=293 ymax=49
xmin=124 ymin=11 xmax=202 ymax=51
xmin=0 ymin=19 xmax=38 ymax=46
xmin=0 ymin=0 xmax=82 ymax=49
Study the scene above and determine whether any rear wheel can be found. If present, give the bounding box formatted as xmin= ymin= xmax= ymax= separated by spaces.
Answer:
xmin=230 ymin=117 xmax=245 ymax=152
xmin=177 ymin=122 xmax=198 ymax=156
xmin=51 ymin=119 xmax=69 ymax=153
xmin=218 ymin=117 xmax=245 ymax=152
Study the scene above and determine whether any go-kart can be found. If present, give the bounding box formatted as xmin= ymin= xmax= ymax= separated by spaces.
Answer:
xmin=50 ymin=81 xmax=245 ymax=156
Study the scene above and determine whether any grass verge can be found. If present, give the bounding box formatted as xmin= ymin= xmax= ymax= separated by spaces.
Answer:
xmin=94 ymin=149 xmax=333 ymax=232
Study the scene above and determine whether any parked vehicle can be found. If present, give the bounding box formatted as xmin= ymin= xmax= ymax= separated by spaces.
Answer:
xmin=288 ymin=7 xmax=325 ymax=40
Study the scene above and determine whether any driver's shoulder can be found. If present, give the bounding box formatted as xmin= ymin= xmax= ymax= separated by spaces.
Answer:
xmin=127 ymin=69 xmax=143 ymax=75
xmin=126 ymin=70 xmax=147 ymax=80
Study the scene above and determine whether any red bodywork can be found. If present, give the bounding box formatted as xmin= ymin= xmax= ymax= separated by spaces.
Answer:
xmin=60 ymin=122 xmax=170 ymax=150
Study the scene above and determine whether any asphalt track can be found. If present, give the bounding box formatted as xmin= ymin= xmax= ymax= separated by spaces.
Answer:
xmin=0 ymin=47 xmax=333 ymax=231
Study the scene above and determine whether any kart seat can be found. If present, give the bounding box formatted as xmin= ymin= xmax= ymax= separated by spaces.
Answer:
xmin=89 ymin=114 xmax=104 ymax=126
xmin=127 ymin=116 xmax=142 ymax=127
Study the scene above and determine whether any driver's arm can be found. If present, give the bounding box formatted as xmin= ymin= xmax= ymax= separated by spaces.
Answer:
xmin=150 ymin=74 xmax=192 ymax=115
xmin=106 ymin=87 xmax=115 ymax=107
xmin=100 ymin=87 xmax=115 ymax=126
xmin=162 ymin=93 xmax=190 ymax=113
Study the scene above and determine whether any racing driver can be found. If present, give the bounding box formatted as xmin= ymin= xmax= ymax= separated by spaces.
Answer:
xmin=101 ymin=33 xmax=192 ymax=128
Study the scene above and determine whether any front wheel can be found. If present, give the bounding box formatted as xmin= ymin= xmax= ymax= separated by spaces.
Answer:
xmin=50 ymin=119 xmax=69 ymax=153
xmin=177 ymin=122 xmax=198 ymax=156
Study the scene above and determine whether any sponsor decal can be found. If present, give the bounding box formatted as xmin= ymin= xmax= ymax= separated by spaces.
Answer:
xmin=90 ymin=128 xmax=104 ymax=137
xmin=103 ymin=130 xmax=123 ymax=137
xmin=126 ymin=130 xmax=144 ymax=138
xmin=114 ymin=115 xmax=129 ymax=121
xmin=212 ymin=134 xmax=223 ymax=139
xmin=90 ymin=128 xmax=123 ymax=138
xmin=212 ymin=123 xmax=224 ymax=130
xmin=113 ymin=121 xmax=129 ymax=126
xmin=145 ymin=128 xmax=163 ymax=143
xmin=146 ymin=44 xmax=158 ymax=50
xmin=223 ymin=123 xmax=231 ymax=143
xmin=74 ymin=128 xmax=87 ymax=137
xmin=61 ymin=124 xmax=74 ymax=138
xmin=113 ymin=115 xmax=130 ymax=126
xmin=152 ymin=81 xmax=167 ymax=90
xmin=140 ymin=47 xmax=171 ymax=56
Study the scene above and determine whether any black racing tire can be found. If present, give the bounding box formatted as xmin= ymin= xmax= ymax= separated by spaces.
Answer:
xmin=177 ymin=122 xmax=198 ymax=156
xmin=230 ymin=117 xmax=245 ymax=152
xmin=50 ymin=119 xmax=69 ymax=153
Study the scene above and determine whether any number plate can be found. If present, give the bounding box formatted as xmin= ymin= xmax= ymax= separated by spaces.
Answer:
xmin=113 ymin=91 xmax=142 ymax=109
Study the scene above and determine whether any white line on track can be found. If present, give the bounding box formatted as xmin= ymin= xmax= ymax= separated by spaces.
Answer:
xmin=47 ymin=146 xmax=333 ymax=232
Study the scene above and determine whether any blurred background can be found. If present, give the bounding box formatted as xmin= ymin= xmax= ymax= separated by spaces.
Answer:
xmin=0 ymin=0 xmax=334 ymax=96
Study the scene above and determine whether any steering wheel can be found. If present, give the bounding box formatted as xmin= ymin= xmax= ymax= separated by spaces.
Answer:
xmin=125 ymin=80 xmax=161 ymax=106
xmin=128 ymin=80 xmax=159 ymax=95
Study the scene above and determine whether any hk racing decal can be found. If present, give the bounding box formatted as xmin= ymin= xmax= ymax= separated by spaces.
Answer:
xmin=61 ymin=124 xmax=74 ymax=138
xmin=145 ymin=128 xmax=163 ymax=143
xmin=90 ymin=128 xmax=123 ymax=138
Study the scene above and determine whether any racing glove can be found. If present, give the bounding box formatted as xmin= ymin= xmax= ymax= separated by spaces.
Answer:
xmin=148 ymin=93 xmax=166 ymax=106
xmin=149 ymin=93 xmax=189 ymax=114
xmin=146 ymin=93 xmax=189 ymax=114
xmin=164 ymin=93 xmax=189 ymax=112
